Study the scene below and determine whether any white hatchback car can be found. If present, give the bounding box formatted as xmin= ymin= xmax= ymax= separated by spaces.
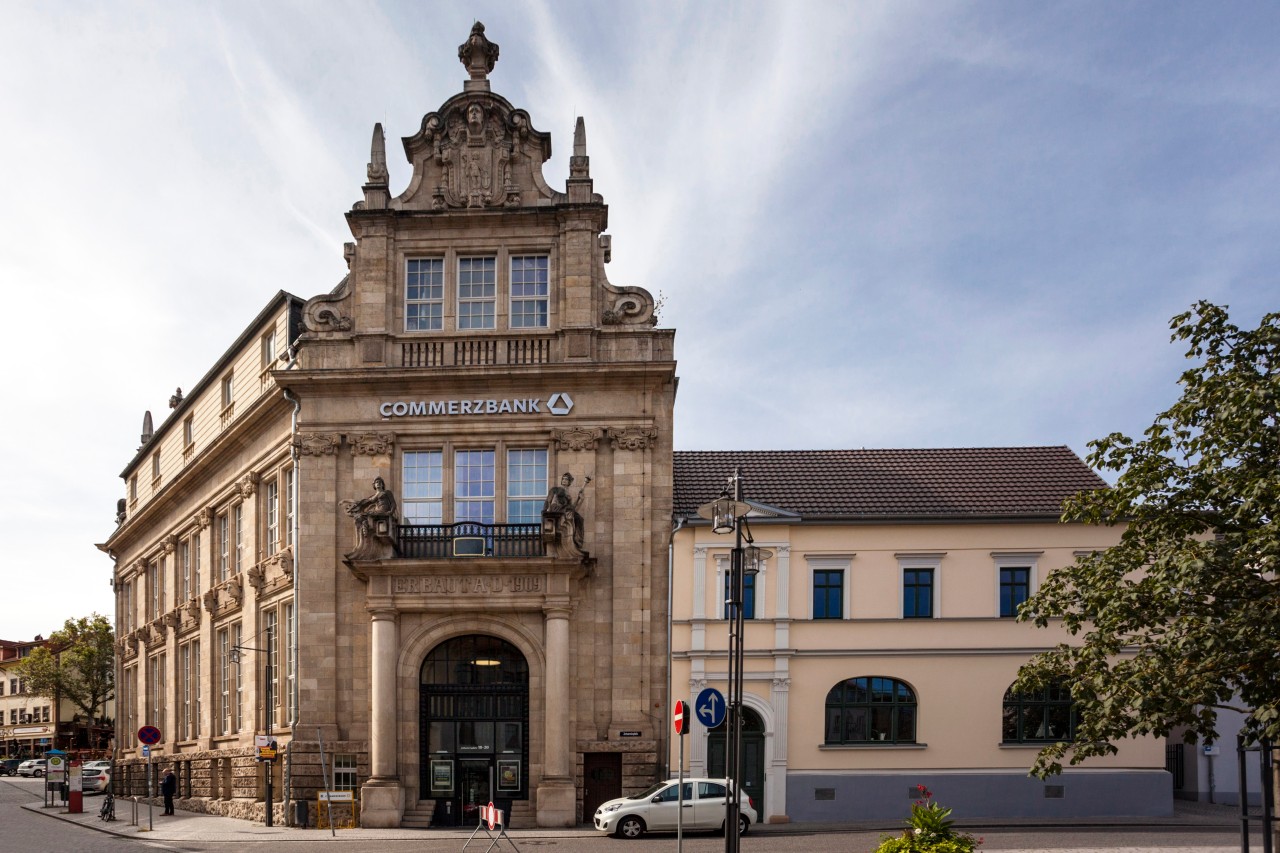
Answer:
xmin=594 ymin=777 xmax=756 ymax=839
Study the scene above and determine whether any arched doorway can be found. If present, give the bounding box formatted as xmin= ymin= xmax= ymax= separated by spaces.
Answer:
xmin=706 ymin=707 xmax=766 ymax=818
xmin=420 ymin=635 xmax=529 ymax=826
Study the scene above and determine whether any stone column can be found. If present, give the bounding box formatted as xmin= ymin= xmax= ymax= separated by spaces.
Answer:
xmin=537 ymin=600 xmax=575 ymax=826
xmin=360 ymin=607 xmax=403 ymax=827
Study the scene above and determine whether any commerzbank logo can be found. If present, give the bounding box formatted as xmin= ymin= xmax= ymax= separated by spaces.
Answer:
xmin=379 ymin=392 xmax=574 ymax=419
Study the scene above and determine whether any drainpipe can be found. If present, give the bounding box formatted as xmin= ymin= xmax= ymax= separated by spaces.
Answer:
xmin=280 ymin=337 xmax=303 ymax=825
xmin=666 ymin=515 xmax=688 ymax=779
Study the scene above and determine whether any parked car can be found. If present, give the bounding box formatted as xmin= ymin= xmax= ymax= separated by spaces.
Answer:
xmin=80 ymin=766 xmax=110 ymax=794
xmin=82 ymin=760 xmax=112 ymax=771
xmin=594 ymin=777 xmax=756 ymax=839
xmin=0 ymin=759 xmax=21 ymax=776
xmin=17 ymin=759 xmax=46 ymax=777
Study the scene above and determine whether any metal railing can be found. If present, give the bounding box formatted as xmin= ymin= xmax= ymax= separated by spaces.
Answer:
xmin=397 ymin=522 xmax=544 ymax=559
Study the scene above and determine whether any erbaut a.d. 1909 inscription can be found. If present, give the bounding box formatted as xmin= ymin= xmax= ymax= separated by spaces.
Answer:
xmin=393 ymin=575 xmax=544 ymax=595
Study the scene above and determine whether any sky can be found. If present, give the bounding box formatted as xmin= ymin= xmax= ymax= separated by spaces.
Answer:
xmin=1 ymin=0 xmax=1276 ymax=641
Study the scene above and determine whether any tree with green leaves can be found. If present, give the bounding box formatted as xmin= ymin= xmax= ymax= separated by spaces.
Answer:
xmin=1015 ymin=302 xmax=1278 ymax=794
xmin=15 ymin=614 xmax=115 ymax=736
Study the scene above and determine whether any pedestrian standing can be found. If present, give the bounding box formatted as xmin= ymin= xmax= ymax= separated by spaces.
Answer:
xmin=161 ymin=767 xmax=177 ymax=815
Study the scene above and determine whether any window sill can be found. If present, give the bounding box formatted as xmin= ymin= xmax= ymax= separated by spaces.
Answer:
xmin=999 ymin=742 xmax=1062 ymax=749
xmin=820 ymin=742 xmax=928 ymax=750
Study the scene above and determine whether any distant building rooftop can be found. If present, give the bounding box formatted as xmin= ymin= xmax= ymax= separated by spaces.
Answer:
xmin=673 ymin=447 xmax=1105 ymax=522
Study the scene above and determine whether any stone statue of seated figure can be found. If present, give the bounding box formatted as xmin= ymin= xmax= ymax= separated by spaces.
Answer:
xmin=343 ymin=476 xmax=399 ymax=560
xmin=542 ymin=472 xmax=590 ymax=557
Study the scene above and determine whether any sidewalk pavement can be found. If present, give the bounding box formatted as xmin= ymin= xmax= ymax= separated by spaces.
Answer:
xmin=20 ymin=796 xmax=1252 ymax=846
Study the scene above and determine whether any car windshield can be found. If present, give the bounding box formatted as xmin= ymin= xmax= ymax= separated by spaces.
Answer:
xmin=629 ymin=782 xmax=669 ymax=800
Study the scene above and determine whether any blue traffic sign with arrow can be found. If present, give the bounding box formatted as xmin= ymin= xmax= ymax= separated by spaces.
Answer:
xmin=695 ymin=687 xmax=726 ymax=728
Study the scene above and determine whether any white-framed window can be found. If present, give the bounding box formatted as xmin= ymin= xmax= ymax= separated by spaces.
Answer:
xmin=151 ymin=451 xmax=161 ymax=483
xmin=898 ymin=554 xmax=943 ymax=619
xmin=218 ymin=628 xmax=231 ymax=734
xmin=284 ymin=602 xmax=296 ymax=726
xmin=457 ymin=256 xmax=496 ymax=330
xmin=149 ymin=559 xmax=163 ymax=619
xmin=149 ymin=653 xmax=165 ymax=726
xmin=183 ymin=415 xmax=195 ymax=449
xmin=180 ymin=540 xmax=191 ymax=600
xmin=506 ymin=449 xmax=547 ymax=524
xmin=509 ymin=255 xmax=549 ymax=328
xmin=406 ymin=258 xmax=444 ymax=331
xmin=192 ymin=532 xmax=202 ymax=596
xmin=181 ymin=640 xmax=200 ymax=740
xmin=264 ymin=610 xmax=280 ymax=726
xmin=403 ymin=451 xmax=444 ymax=524
xmin=264 ymin=479 xmax=279 ymax=558
xmin=261 ymin=329 xmax=276 ymax=368
xmin=994 ymin=553 xmax=1041 ymax=618
xmin=807 ymin=556 xmax=852 ymax=620
xmin=218 ymin=513 xmax=230 ymax=582
xmin=233 ymin=504 xmax=244 ymax=573
xmin=284 ymin=468 xmax=295 ymax=548
xmin=333 ymin=754 xmax=358 ymax=791
xmin=221 ymin=372 xmax=234 ymax=410
xmin=232 ymin=623 xmax=243 ymax=731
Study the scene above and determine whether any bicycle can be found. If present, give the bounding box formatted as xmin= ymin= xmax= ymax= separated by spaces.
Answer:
xmin=99 ymin=790 xmax=115 ymax=822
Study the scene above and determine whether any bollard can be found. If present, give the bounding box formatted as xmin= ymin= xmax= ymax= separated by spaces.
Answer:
xmin=131 ymin=796 xmax=139 ymax=826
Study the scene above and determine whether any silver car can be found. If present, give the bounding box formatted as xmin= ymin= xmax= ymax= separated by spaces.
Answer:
xmin=17 ymin=759 xmax=46 ymax=777
xmin=594 ymin=777 xmax=756 ymax=839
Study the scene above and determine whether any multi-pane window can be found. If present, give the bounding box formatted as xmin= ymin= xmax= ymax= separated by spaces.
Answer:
xmin=183 ymin=415 xmax=194 ymax=449
xmin=506 ymin=449 xmax=547 ymax=524
xmin=151 ymin=451 xmax=161 ymax=482
xmin=813 ymin=569 xmax=843 ymax=619
xmin=406 ymin=258 xmax=444 ymax=331
xmin=264 ymin=610 xmax=279 ymax=725
xmin=233 ymin=623 xmax=243 ymax=731
xmin=192 ymin=533 xmax=202 ymax=596
xmin=284 ymin=469 xmax=295 ymax=548
xmin=233 ymin=504 xmax=244 ymax=573
xmin=903 ymin=568 xmax=934 ymax=618
xmin=265 ymin=480 xmax=279 ymax=558
xmin=181 ymin=641 xmax=200 ymax=740
xmin=261 ymin=329 xmax=276 ymax=367
xmin=218 ymin=514 xmax=230 ymax=582
xmin=457 ymin=256 xmax=496 ymax=330
xmin=1002 ymin=682 xmax=1076 ymax=743
xmin=218 ymin=628 xmax=232 ymax=734
xmin=180 ymin=541 xmax=191 ymax=600
xmin=221 ymin=372 xmax=234 ymax=409
xmin=824 ymin=676 xmax=917 ymax=744
xmin=130 ymin=475 xmax=138 ymax=502
xmin=149 ymin=560 xmax=163 ymax=619
xmin=510 ymin=255 xmax=549 ymax=328
xmin=1000 ymin=567 xmax=1031 ymax=617
xmin=284 ymin=602 xmax=296 ymax=725
xmin=455 ymin=450 xmax=496 ymax=523
xmin=149 ymin=654 xmax=165 ymax=726
xmin=403 ymin=451 xmax=444 ymax=524
xmin=334 ymin=754 xmax=358 ymax=791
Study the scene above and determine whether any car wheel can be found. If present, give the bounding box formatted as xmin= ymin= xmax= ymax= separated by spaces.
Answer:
xmin=738 ymin=813 xmax=750 ymax=836
xmin=34 ymin=770 xmax=43 ymax=777
xmin=616 ymin=815 xmax=645 ymax=839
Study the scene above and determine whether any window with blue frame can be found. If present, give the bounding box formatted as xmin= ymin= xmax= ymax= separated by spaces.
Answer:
xmin=454 ymin=450 xmax=495 ymax=523
xmin=903 ymin=568 xmax=934 ymax=618
xmin=505 ymin=449 xmax=547 ymax=524
xmin=1000 ymin=567 xmax=1031 ymax=617
xmin=813 ymin=569 xmax=843 ymax=619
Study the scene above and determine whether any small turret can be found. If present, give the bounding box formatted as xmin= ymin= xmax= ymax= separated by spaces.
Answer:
xmin=363 ymin=123 xmax=390 ymax=210
xmin=567 ymin=116 xmax=593 ymax=202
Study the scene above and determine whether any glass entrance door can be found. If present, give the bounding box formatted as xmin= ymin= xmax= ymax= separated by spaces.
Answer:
xmin=458 ymin=759 xmax=491 ymax=827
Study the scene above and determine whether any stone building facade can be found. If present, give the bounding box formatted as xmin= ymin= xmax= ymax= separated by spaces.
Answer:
xmin=101 ymin=23 xmax=676 ymax=828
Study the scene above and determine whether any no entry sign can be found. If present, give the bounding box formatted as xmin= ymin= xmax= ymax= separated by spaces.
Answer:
xmin=673 ymin=700 xmax=690 ymax=735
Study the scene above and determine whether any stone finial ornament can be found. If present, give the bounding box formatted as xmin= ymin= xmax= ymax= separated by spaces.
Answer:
xmin=140 ymin=410 xmax=154 ymax=447
xmin=168 ymin=387 xmax=184 ymax=409
xmin=367 ymin=123 xmax=389 ymax=184
xmin=458 ymin=21 xmax=499 ymax=81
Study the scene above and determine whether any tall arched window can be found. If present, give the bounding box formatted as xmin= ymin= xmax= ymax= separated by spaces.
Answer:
xmin=824 ymin=676 xmax=916 ymax=744
xmin=1002 ymin=682 xmax=1076 ymax=743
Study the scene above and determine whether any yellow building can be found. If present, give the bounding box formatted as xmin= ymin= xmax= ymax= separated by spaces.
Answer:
xmin=101 ymin=23 xmax=675 ymax=827
xmin=670 ymin=448 xmax=1170 ymax=822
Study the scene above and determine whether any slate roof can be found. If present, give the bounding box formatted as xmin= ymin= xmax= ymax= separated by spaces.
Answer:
xmin=673 ymin=447 xmax=1105 ymax=522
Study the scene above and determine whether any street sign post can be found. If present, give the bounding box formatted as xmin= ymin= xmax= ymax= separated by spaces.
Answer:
xmin=695 ymin=687 xmax=726 ymax=729
xmin=137 ymin=727 xmax=160 ymax=831
xmin=674 ymin=700 xmax=692 ymax=852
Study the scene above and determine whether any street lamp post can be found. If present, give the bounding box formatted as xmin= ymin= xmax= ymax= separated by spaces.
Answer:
xmin=697 ymin=469 xmax=771 ymax=853
xmin=231 ymin=640 xmax=274 ymax=827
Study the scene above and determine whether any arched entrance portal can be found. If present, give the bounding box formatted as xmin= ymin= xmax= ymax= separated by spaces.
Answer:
xmin=420 ymin=635 xmax=529 ymax=826
xmin=707 ymin=707 xmax=766 ymax=818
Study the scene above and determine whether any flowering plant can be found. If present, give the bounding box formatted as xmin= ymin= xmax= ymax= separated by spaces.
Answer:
xmin=872 ymin=785 xmax=982 ymax=853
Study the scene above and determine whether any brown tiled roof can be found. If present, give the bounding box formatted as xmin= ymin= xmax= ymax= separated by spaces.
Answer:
xmin=673 ymin=447 xmax=1105 ymax=521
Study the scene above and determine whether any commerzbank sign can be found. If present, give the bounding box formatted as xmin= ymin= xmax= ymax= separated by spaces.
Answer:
xmin=380 ymin=392 xmax=574 ymax=419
